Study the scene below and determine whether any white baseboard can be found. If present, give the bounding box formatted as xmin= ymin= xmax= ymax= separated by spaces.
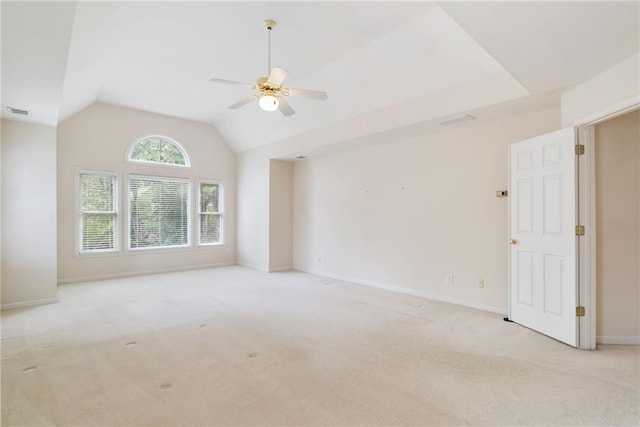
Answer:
xmin=57 ymin=262 xmax=235 ymax=285
xmin=1 ymin=296 xmax=59 ymax=311
xmin=236 ymin=262 xmax=269 ymax=272
xmin=597 ymin=336 xmax=640 ymax=345
xmin=239 ymin=263 xmax=292 ymax=273
xmin=269 ymin=265 xmax=293 ymax=272
xmin=297 ymin=268 xmax=508 ymax=316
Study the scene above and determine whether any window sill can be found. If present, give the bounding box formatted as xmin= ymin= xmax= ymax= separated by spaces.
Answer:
xmin=75 ymin=244 xmax=227 ymax=259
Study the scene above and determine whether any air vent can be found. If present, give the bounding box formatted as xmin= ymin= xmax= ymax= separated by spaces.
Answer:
xmin=438 ymin=114 xmax=475 ymax=126
xmin=7 ymin=107 xmax=30 ymax=116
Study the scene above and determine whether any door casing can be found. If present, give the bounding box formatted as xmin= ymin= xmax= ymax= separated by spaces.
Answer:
xmin=575 ymin=97 xmax=639 ymax=350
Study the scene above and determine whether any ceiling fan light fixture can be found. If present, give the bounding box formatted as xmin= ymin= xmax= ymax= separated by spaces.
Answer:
xmin=259 ymin=94 xmax=279 ymax=112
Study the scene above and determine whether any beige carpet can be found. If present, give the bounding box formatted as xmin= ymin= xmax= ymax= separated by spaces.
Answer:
xmin=1 ymin=266 xmax=638 ymax=426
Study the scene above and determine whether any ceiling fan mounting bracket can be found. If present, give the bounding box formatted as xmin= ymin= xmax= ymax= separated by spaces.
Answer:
xmin=263 ymin=19 xmax=276 ymax=30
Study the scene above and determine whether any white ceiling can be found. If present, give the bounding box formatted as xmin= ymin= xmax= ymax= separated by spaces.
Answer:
xmin=2 ymin=1 xmax=639 ymax=154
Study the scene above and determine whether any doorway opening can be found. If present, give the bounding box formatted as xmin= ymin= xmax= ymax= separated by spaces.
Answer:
xmin=580 ymin=108 xmax=640 ymax=348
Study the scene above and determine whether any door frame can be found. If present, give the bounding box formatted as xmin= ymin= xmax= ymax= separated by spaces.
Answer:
xmin=575 ymin=96 xmax=639 ymax=350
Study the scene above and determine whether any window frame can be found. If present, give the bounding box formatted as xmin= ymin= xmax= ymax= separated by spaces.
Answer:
xmin=198 ymin=180 xmax=224 ymax=246
xmin=127 ymin=174 xmax=192 ymax=252
xmin=76 ymin=169 xmax=119 ymax=255
xmin=126 ymin=134 xmax=191 ymax=168
xmin=74 ymin=134 xmax=228 ymax=259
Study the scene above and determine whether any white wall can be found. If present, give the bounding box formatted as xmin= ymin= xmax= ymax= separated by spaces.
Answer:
xmin=595 ymin=110 xmax=640 ymax=342
xmin=1 ymin=119 xmax=58 ymax=308
xmin=0 ymin=120 xmax=4 ymax=300
xmin=57 ymin=103 xmax=236 ymax=282
xmin=269 ymin=160 xmax=293 ymax=272
xmin=236 ymin=150 xmax=270 ymax=271
xmin=562 ymin=53 xmax=639 ymax=126
xmin=292 ymin=107 xmax=560 ymax=312
xmin=236 ymin=156 xmax=294 ymax=272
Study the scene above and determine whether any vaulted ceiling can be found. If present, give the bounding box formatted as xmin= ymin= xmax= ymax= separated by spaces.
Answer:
xmin=2 ymin=1 xmax=639 ymax=153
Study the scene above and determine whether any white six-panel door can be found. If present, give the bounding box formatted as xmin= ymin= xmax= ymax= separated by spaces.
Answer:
xmin=509 ymin=127 xmax=578 ymax=347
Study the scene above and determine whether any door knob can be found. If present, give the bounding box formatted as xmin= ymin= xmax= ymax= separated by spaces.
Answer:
xmin=509 ymin=239 xmax=518 ymax=245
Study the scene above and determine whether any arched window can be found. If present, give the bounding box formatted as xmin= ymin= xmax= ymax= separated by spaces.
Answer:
xmin=77 ymin=133 xmax=223 ymax=255
xmin=128 ymin=135 xmax=190 ymax=167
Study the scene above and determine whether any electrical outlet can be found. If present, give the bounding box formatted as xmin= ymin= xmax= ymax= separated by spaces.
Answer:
xmin=478 ymin=278 xmax=484 ymax=288
xmin=446 ymin=274 xmax=454 ymax=285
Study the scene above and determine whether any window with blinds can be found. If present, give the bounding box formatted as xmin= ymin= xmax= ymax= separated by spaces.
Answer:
xmin=79 ymin=172 xmax=117 ymax=253
xmin=129 ymin=176 xmax=190 ymax=249
xmin=199 ymin=181 xmax=223 ymax=245
xmin=76 ymin=135 xmax=226 ymax=257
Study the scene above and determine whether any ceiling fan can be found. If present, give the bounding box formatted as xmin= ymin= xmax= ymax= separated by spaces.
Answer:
xmin=209 ymin=19 xmax=328 ymax=117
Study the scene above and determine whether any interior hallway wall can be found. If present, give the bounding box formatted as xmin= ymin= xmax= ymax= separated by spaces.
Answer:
xmin=595 ymin=109 xmax=640 ymax=343
xmin=1 ymin=119 xmax=58 ymax=308
xmin=269 ymin=160 xmax=293 ymax=272
xmin=292 ymin=107 xmax=560 ymax=312
xmin=236 ymin=150 xmax=270 ymax=271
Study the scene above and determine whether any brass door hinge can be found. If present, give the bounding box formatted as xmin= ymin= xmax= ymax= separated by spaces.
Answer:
xmin=576 ymin=306 xmax=586 ymax=317
xmin=575 ymin=144 xmax=585 ymax=155
xmin=575 ymin=225 xmax=585 ymax=236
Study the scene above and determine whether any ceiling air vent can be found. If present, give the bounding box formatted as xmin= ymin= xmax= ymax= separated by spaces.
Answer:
xmin=7 ymin=107 xmax=30 ymax=116
xmin=438 ymin=114 xmax=475 ymax=126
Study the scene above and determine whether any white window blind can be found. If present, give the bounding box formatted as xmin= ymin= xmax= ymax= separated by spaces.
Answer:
xmin=79 ymin=172 xmax=117 ymax=253
xmin=129 ymin=176 xmax=190 ymax=249
xmin=199 ymin=182 xmax=222 ymax=245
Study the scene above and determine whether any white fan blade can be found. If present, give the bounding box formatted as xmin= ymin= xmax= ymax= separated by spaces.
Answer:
xmin=210 ymin=78 xmax=254 ymax=89
xmin=267 ymin=67 xmax=288 ymax=86
xmin=278 ymin=97 xmax=295 ymax=116
xmin=287 ymin=87 xmax=328 ymax=100
xmin=229 ymin=95 xmax=256 ymax=109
